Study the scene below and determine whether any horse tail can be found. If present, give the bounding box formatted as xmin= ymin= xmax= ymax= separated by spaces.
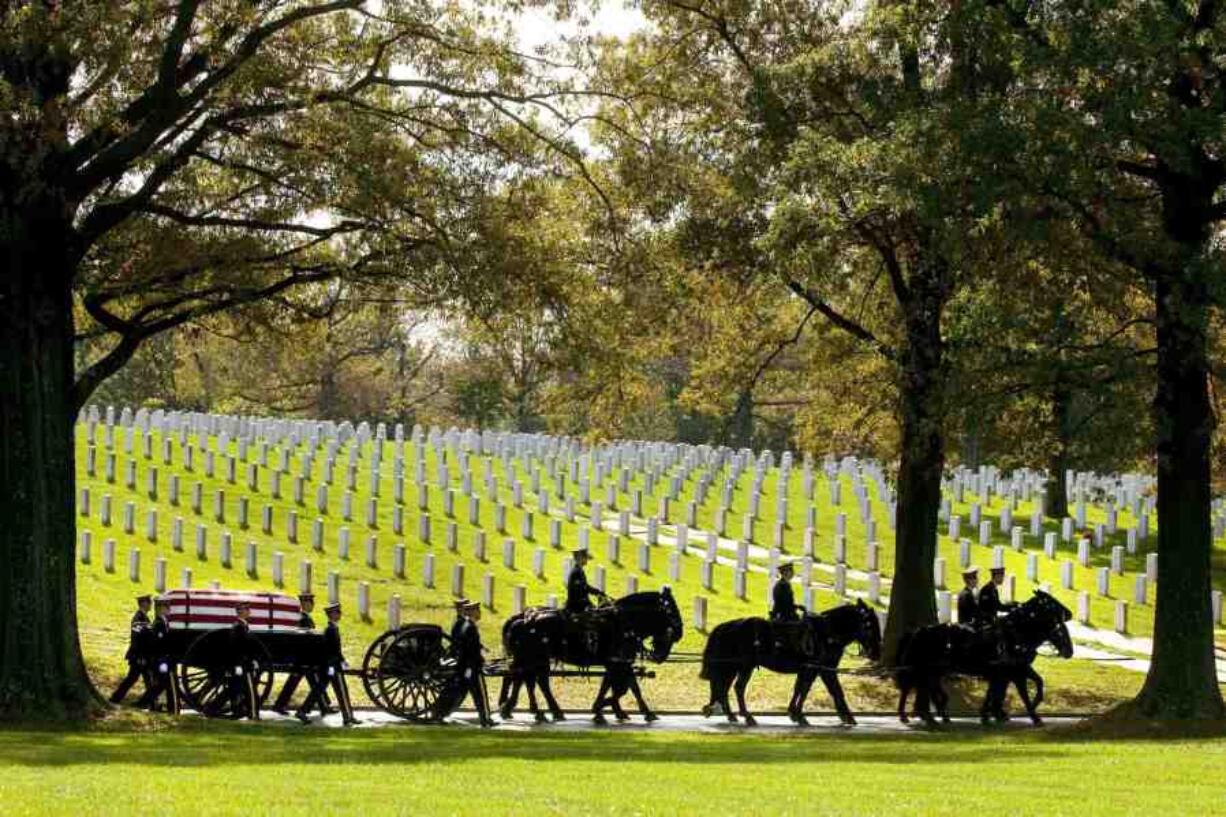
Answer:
xmin=699 ymin=623 xmax=725 ymax=680
xmin=894 ymin=630 xmax=915 ymax=690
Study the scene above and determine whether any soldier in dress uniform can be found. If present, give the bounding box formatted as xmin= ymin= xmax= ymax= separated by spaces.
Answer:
xmin=110 ymin=594 xmax=152 ymax=704
xmin=957 ymin=567 xmax=980 ymax=626
xmin=565 ymin=548 xmax=607 ymax=615
xmin=450 ymin=598 xmax=493 ymax=727
xmin=296 ymin=602 xmax=360 ymax=726
xmin=770 ymin=561 xmax=804 ymax=622
xmin=976 ymin=566 xmax=1017 ymax=627
xmin=272 ymin=593 xmax=327 ymax=714
xmin=228 ymin=600 xmax=260 ymax=720
xmin=136 ymin=597 xmax=179 ymax=715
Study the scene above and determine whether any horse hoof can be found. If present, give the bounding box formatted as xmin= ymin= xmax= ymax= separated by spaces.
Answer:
xmin=592 ymin=714 xmax=608 ymax=726
xmin=1031 ymin=717 xmax=1044 ymax=727
xmin=615 ymin=712 xmax=630 ymax=722
xmin=743 ymin=715 xmax=757 ymax=727
xmin=498 ymin=707 xmax=513 ymax=720
xmin=701 ymin=704 xmax=713 ymax=718
xmin=534 ymin=712 xmax=548 ymax=724
xmin=941 ymin=716 xmax=951 ymax=724
xmin=841 ymin=716 xmax=857 ymax=727
xmin=644 ymin=712 xmax=659 ymax=723
xmin=727 ymin=714 xmax=738 ymax=724
xmin=795 ymin=715 xmax=810 ymax=727
xmin=899 ymin=715 xmax=910 ymax=724
xmin=552 ymin=712 xmax=566 ymax=722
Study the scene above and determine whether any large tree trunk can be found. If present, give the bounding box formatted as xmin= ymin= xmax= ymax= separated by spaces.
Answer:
xmin=1044 ymin=380 xmax=1071 ymax=519
xmin=0 ymin=203 xmax=98 ymax=719
xmin=883 ymin=278 xmax=946 ymax=665
xmin=1131 ymin=269 xmax=1224 ymax=718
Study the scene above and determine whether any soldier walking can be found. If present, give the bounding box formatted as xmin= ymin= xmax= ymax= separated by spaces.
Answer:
xmin=957 ymin=567 xmax=980 ymax=626
xmin=272 ymin=593 xmax=328 ymax=714
xmin=136 ymin=597 xmax=179 ymax=715
xmin=110 ymin=594 xmax=152 ymax=704
xmin=450 ymin=599 xmax=493 ymax=727
xmin=296 ymin=601 xmax=360 ymax=726
xmin=227 ymin=600 xmax=260 ymax=720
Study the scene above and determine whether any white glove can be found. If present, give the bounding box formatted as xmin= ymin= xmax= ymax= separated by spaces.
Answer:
xmin=342 ymin=662 xmax=349 ymax=670
xmin=159 ymin=663 xmax=168 ymax=674
xmin=327 ymin=666 xmax=335 ymax=677
xmin=252 ymin=661 xmax=259 ymax=671
xmin=234 ymin=666 xmax=243 ymax=676
xmin=464 ymin=669 xmax=472 ymax=680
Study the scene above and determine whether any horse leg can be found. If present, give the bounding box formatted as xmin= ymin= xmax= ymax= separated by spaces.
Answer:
xmin=981 ymin=677 xmax=1004 ymax=725
xmin=609 ymin=671 xmax=631 ymax=722
xmin=539 ymin=673 xmax=565 ymax=721
xmin=1017 ymin=669 xmax=1044 ymax=726
xmin=790 ymin=671 xmax=816 ymax=726
xmin=627 ymin=673 xmax=657 ymax=722
xmin=591 ymin=675 xmax=611 ymax=725
xmin=498 ymin=676 xmax=519 ymax=720
xmin=733 ymin=668 xmax=756 ymax=726
xmin=914 ymin=679 xmax=936 ymax=726
xmin=822 ymin=670 xmax=856 ymax=726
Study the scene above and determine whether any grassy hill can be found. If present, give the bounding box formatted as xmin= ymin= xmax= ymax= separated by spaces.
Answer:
xmin=72 ymin=411 xmax=1226 ymax=713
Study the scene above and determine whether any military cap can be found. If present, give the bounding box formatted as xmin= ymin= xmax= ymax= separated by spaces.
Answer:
xmin=299 ymin=593 xmax=315 ymax=601
xmin=989 ymin=565 xmax=1006 ymax=575
xmin=572 ymin=548 xmax=591 ymax=559
xmin=453 ymin=598 xmax=472 ymax=610
xmin=962 ymin=566 xmax=979 ymax=578
xmin=324 ymin=601 xmax=341 ymax=614
xmin=462 ymin=599 xmax=481 ymax=611
xmin=136 ymin=594 xmax=152 ymax=603
xmin=777 ymin=560 xmax=796 ymax=573
xmin=234 ymin=599 xmax=252 ymax=610
xmin=154 ymin=596 xmax=171 ymax=608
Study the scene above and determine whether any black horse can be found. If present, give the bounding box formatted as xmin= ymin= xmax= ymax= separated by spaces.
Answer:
xmin=896 ymin=589 xmax=1074 ymax=726
xmin=700 ymin=599 xmax=882 ymax=726
xmin=498 ymin=589 xmax=683 ymax=723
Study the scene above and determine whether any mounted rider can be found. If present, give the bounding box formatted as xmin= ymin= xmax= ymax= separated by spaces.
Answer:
xmin=565 ymin=548 xmax=608 ymax=614
xmin=770 ymin=561 xmax=804 ymax=622
xmin=975 ymin=566 xmax=1018 ymax=628
xmin=957 ymin=566 xmax=980 ymax=626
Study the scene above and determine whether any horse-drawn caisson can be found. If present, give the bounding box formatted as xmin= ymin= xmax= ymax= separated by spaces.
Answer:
xmin=114 ymin=558 xmax=1075 ymax=727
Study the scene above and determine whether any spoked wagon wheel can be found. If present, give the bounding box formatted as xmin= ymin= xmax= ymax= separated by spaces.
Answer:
xmin=360 ymin=628 xmax=403 ymax=710
xmin=177 ymin=630 xmax=273 ymax=717
xmin=373 ymin=625 xmax=457 ymax=721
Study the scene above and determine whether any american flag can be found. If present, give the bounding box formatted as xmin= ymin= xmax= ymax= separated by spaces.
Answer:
xmin=158 ymin=589 xmax=303 ymax=631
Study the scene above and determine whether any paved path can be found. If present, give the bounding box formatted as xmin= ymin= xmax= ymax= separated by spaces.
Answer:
xmin=245 ymin=709 xmax=1084 ymax=733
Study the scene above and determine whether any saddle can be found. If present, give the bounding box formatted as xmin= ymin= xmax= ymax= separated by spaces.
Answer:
xmin=563 ymin=605 xmax=618 ymax=661
xmin=770 ymin=620 xmax=816 ymax=659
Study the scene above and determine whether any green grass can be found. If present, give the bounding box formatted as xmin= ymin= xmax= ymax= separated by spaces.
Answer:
xmin=1 ymin=719 xmax=1225 ymax=816
xmin=72 ymin=424 xmax=1226 ymax=713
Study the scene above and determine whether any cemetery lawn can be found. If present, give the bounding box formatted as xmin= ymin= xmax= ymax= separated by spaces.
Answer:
xmin=2 ymin=719 xmax=1224 ymax=816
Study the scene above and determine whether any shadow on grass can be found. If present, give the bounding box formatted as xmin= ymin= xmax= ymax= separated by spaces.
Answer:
xmin=0 ymin=719 xmax=1080 ymax=769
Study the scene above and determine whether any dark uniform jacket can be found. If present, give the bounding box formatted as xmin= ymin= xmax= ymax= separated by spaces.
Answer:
xmin=450 ymin=617 xmax=483 ymax=670
xmin=770 ymin=579 xmax=800 ymax=622
xmin=322 ymin=620 xmax=345 ymax=668
xmin=229 ymin=619 xmax=257 ymax=669
xmin=975 ymin=582 xmax=1012 ymax=626
xmin=125 ymin=610 xmax=151 ymax=662
xmin=148 ymin=615 xmax=173 ymax=665
xmin=957 ymin=587 xmax=978 ymax=626
xmin=299 ymin=611 xmax=315 ymax=630
xmin=566 ymin=565 xmax=601 ymax=614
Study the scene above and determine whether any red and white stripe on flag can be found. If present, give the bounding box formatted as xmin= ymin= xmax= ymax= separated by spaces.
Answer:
xmin=158 ymin=588 xmax=302 ymax=631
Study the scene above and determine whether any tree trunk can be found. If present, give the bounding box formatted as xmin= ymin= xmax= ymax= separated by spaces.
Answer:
xmin=0 ymin=204 xmax=98 ymax=719
xmin=1044 ymin=380 xmax=1071 ymax=519
xmin=1131 ymin=272 xmax=1224 ymax=718
xmin=883 ymin=278 xmax=946 ymax=665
